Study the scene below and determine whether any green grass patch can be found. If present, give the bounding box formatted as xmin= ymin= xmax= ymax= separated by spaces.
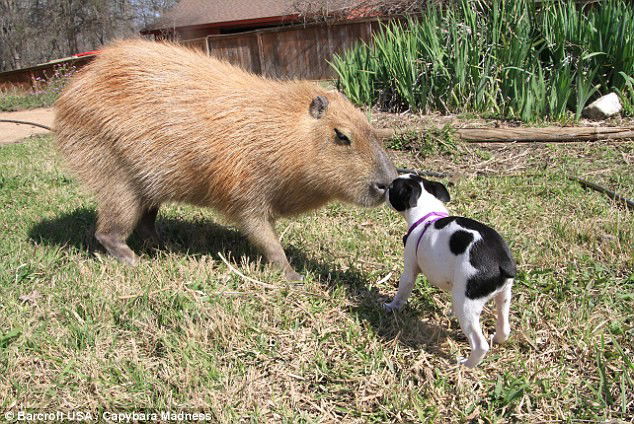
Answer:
xmin=0 ymin=87 xmax=58 ymax=112
xmin=0 ymin=135 xmax=632 ymax=420
xmin=331 ymin=0 xmax=634 ymax=122
xmin=0 ymin=65 xmax=76 ymax=112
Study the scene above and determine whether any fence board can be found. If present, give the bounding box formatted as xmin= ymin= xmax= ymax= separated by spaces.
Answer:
xmin=180 ymin=37 xmax=208 ymax=54
xmin=208 ymin=34 xmax=261 ymax=74
xmin=205 ymin=18 xmax=388 ymax=80
xmin=258 ymin=25 xmax=331 ymax=79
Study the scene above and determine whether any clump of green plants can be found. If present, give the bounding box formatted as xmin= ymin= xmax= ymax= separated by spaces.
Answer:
xmin=0 ymin=64 xmax=76 ymax=112
xmin=331 ymin=0 xmax=634 ymax=122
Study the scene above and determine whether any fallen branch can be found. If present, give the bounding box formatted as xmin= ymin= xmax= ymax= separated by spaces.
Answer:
xmin=377 ymin=126 xmax=634 ymax=143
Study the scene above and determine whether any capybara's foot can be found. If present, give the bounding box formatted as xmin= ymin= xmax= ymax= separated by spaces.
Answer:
xmin=95 ymin=232 xmax=138 ymax=266
xmin=284 ymin=269 xmax=304 ymax=281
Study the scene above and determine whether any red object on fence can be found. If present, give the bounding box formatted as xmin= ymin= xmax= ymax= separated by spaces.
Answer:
xmin=75 ymin=50 xmax=101 ymax=57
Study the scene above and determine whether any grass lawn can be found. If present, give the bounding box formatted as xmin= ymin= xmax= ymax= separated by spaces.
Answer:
xmin=0 ymin=134 xmax=632 ymax=422
xmin=0 ymin=88 xmax=58 ymax=112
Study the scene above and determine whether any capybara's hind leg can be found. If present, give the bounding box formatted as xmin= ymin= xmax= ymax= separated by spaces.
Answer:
xmin=242 ymin=217 xmax=302 ymax=281
xmin=94 ymin=190 xmax=143 ymax=266
xmin=135 ymin=206 xmax=160 ymax=247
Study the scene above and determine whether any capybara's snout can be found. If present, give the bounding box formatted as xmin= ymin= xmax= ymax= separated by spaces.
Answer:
xmin=364 ymin=143 xmax=398 ymax=206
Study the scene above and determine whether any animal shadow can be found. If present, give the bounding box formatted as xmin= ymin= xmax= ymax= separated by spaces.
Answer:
xmin=289 ymin=250 xmax=452 ymax=359
xmin=29 ymin=207 xmax=451 ymax=357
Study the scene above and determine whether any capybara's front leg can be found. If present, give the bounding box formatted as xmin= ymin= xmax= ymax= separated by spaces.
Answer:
xmin=241 ymin=217 xmax=302 ymax=281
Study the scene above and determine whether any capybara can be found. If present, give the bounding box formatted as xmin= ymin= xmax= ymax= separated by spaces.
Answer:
xmin=54 ymin=39 xmax=397 ymax=279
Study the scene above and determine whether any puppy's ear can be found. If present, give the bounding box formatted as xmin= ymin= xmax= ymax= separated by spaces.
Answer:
xmin=422 ymin=179 xmax=450 ymax=203
xmin=388 ymin=179 xmax=421 ymax=211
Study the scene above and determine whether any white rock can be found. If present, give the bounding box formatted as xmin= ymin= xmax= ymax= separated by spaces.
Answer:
xmin=582 ymin=92 xmax=622 ymax=120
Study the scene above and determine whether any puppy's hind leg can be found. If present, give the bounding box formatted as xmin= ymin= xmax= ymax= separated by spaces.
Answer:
xmin=453 ymin=287 xmax=489 ymax=368
xmin=493 ymin=280 xmax=513 ymax=344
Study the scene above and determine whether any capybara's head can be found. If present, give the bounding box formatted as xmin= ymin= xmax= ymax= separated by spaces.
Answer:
xmin=306 ymin=92 xmax=397 ymax=207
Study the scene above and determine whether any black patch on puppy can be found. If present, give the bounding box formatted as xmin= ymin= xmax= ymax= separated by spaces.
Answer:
xmin=434 ymin=216 xmax=456 ymax=229
xmin=449 ymin=230 xmax=473 ymax=255
xmin=422 ymin=179 xmax=451 ymax=203
xmin=454 ymin=217 xmax=516 ymax=299
xmin=388 ymin=178 xmax=422 ymax=211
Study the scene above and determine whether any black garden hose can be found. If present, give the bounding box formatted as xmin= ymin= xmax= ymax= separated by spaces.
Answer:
xmin=0 ymin=119 xmax=52 ymax=131
xmin=568 ymin=176 xmax=634 ymax=210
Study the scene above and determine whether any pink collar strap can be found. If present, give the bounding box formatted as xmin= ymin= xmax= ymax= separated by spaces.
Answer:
xmin=403 ymin=212 xmax=449 ymax=250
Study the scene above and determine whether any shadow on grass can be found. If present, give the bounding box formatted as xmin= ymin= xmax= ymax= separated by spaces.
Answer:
xmin=29 ymin=207 xmax=451 ymax=358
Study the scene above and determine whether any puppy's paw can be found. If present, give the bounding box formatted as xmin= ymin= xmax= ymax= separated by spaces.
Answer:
xmin=457 ymin=356 xmax=479 ymax=369
xmin=492 ymin=331 xmax=510 ymax=344
xmin=382 ymin=300 xmax=405 ymax=312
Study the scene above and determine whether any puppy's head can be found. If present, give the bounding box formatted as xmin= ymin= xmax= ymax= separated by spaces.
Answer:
xmin=387 ymin=174 xmax=450 ymax=212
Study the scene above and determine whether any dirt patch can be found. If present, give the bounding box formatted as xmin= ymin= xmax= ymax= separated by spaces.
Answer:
xmin=0 ymin=108 xmax=54 ymax=144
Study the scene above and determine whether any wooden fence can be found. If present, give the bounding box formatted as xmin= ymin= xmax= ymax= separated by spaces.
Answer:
xmin=0 ymin=55 xmax=95 ymax=89
xmin=183 ymin=18 xmax=386 ymax=80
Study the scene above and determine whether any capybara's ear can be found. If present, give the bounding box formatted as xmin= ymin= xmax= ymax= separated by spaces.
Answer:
xmin=422 ymin=179 xmax=451 ymax=203
xmin=309 ymin=96 xmax=329 ymax=119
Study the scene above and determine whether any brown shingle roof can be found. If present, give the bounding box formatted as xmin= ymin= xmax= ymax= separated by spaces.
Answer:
xmin=145 ymin=0 xmax=299 ymax=31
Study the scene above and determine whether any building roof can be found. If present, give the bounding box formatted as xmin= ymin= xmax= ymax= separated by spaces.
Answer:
xmin=144 ymin=0 xmax=300 ymax=31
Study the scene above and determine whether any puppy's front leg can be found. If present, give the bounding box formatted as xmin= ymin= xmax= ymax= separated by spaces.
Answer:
xmin=384 ymin=261 xmax=418 ymax=312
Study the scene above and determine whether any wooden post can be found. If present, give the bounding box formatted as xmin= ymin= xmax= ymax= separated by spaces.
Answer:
xmin=256 ymin=31 xmax=265 ymax=77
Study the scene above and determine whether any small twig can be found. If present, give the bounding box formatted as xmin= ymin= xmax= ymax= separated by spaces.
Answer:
xmin=0 ymin=119 xmax=52 ymax=131
xmin=217 ymin=252 xmax=278 ymax=289
xmin=375 ymin=272 xmax=393 ymax=286
xmin=568 ymin=176 xmax=634 ymax=210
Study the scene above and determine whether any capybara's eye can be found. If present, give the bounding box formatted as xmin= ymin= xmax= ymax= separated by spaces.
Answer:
xmin=334 ymin=128 xmax=351 ymax=146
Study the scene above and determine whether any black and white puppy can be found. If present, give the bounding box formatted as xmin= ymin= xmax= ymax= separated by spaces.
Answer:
xmin=384 ymin=174 xmax=516 ymax=368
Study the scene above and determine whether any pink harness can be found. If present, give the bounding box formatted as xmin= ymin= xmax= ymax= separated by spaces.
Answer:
xmin=403 ymin=212 xmax=449 ymax=252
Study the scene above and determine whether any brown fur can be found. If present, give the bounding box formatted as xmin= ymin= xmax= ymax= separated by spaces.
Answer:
xmin=54 ymin=39 xmax=396 ymax=279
